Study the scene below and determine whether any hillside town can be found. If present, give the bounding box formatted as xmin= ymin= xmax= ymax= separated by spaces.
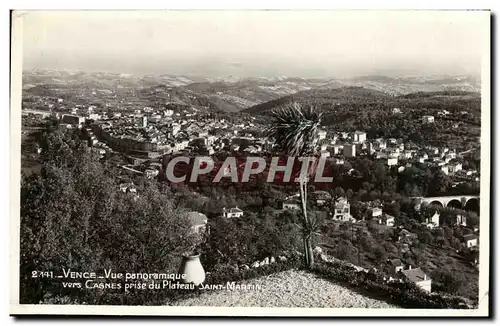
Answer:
xmin=22 ymin=87 xmax=481 ymax=297
xmin=15 ymin=9 xmax=489 ymax=314
xmin=23 ymin=96 xmax=480 ymax=185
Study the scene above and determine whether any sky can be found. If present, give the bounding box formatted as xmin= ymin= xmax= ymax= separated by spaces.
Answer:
xmin=18 ymin=10 xmax=489 ymax=78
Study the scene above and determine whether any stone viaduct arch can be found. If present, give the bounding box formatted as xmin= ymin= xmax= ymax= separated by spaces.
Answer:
xmin=412 ymin=195 xmax=480 ymax=213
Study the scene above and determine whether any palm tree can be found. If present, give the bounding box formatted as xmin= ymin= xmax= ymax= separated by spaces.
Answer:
xmin=266 ymin=102 xmax=323 ymax=268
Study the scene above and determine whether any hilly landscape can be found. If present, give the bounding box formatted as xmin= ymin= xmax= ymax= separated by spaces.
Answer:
xmin=334 ymin=75 xmax=480 ymax=95
xmin=243 ymin=87 xmax=393 ymax=115
xmin=244 ymin=87 xmax=481 ymax=115
xmin=243 ymin=86 xmax=481 ymax=153
xmin=178 ymin=74 xmax=480 ymax=112
xmin=22 ymin=69 xmax=481 ymax=115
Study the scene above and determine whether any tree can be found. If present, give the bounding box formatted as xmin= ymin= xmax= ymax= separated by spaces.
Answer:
xmin=431 ymin=268 xmax=466 ymax=295
xmin=350 ymin=201 xmax=369 ymax=221
xmin=418 ymin=230 xmax=433 ymax=246
xmin=334 ymin=239 xmax=355 ymax=261
xmin=346 ymin=189 xmax=354 ymax=200
xmin=436 ymin=237 xmax=447 ymax=248
xmin=331 ymin=186 xmax=345 ymax=201
xmin=20 ymin=127 xmax=197 ymax=304
xmin=266 ymin=102 xmax=323 ymax=269
xmin=373 ymin=245 xmax=388 ymax=263
xmin=428 ymin=171 xmax=451 ymax=196
xmin=384 ymin=202 xmax=401 ymax=217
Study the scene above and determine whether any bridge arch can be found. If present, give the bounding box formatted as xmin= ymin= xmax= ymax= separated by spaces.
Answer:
xmin=414 ymin=195 xmax=479 ymax=212
xmin=447 ymin=199 xmax=462 ymax=209
xmin=429 ymin=200 xmax=444 ymax=208
xmin=464 ymin=197 xmax=479 ymax=213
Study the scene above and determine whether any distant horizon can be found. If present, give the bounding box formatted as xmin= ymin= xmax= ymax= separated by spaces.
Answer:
xmin=22 ymin=66 xmax=481 ymax=81
xmin=20 ymin=10 xmax=486 ymax=79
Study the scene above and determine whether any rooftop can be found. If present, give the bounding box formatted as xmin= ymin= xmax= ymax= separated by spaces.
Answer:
xmin=463 ymin=234 xmax=478 ymax=241
xmin=389 ymin=258 xmax=403 ymax=266
xmin=283 ymin=198 xmax=301 ymax=205
xmin=187 ymin=212 xmax=208 ymax=227
xmin=225 ymin=207 xmax=243 ymax=214
xmin=400 ymin=267 xmax=429 ymax=283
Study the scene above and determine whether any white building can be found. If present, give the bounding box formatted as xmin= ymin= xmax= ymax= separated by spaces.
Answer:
xmin=282 ymin=197 xmax=301 ymax=211
xmin=456 ymin=215 xmax=467 ymax=227
xmin=422 ymin=115 xmax=435 ymax=123
xmin=399 ymin=267 xmax=432 ymax=293
xmin=377 ymin=214 xmax=395 ymax=227
xmin=61 ymin=114 xmax=85 ymax=126
xmin=428 ymin=147 xmax=439 ymax=155
xmin=187 ymin=212 xmax=208 ymax=234
xmin=418 ymin=153 xmax=429 ymax=163
xmin=334 ymin=158 xmax=345 ymax=165
xmin=353 ymin=131 xmax=367 ymax=143
xmin=343 ymin=144 xmax=356 ymax=157
xmin=171 ymin=123 xmax=181 ymax=136
xmin=317 ymin=130 xmax=327 ymax=140
xmin=172 ymin=140 xmax=189 ymax=152
xmin=400 ymin=150 xmax=413 ymax=160
xmin=332 ymin=197 xmax=353 ymax=222
xmin=375 ymin=139 xmax=387 ymax=150
xmin=448 ymin=162 xmax=463 ymax=174
xmin=387 ymin=157 xmax=398 ymax=166
xmin=150 ymin=114 xmax=163 ymax=123
xmin=88 ymin=113 xmax=101 ymax=120
xmin=367 ymin=142 xmax=375 ymax=155
xmin=463 ymin=234 xmax=478 ymax=248
xmin=223 ymin=207 xmax=244 ymax=218
xmin=207 ymin=135 xmax=217 ymax=146
xmin=320 ymin=150 xmax=331 ymax=158
xmin=424 ymin=211 xmax=440 ymax=229
xmin=371 ymin=207 xmax=383 ymax=218
xmin=144 ymin=169 xmax=159 ymax=179
xmin=332 ymin=145 xmax=343 ymax=155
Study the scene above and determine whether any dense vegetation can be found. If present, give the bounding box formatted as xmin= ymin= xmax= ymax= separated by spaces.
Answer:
xmin=20 ymin=119 xmax=480 ymax=305
xmin=19 ymin=123 xmax=303 ymax=304
xmin=20 ymin=124 xmax=199 ymax=304
xmin=245 ymin=88 xmax=481 ymax=149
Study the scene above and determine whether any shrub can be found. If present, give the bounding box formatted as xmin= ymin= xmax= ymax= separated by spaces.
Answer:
xmin=21 ymin=127 xmax=199 ymax=305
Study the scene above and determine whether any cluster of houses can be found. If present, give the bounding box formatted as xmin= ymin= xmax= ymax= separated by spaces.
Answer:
xmin=281 ymin=192 xmax=356 ymax=223
xmin=185 ymin=206 xmax=244 ymax=235
xmin=162 ymin=193 xmax=479 ymax=295
xmin=278 ymin=190 xmax=479 ymax=293
xmin=64 ymin=106 xmax=274 ymax=161
xmin=314 ymin=128 xmax=474 ymax=181
xmin=54 ymin=106 xmax=476 ymax=183
xmin=281 ymin=192 xmax=395 ymax=226
xmin=25 ymin=100 xmax=479 ymax=194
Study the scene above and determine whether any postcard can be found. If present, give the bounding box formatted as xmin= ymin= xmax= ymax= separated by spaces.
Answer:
xmin=10 ymin=9 xmax=490 ymax=317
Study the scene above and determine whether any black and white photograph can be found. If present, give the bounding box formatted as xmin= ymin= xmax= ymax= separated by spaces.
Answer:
xmin=9 ymin=9 xmax=491 ymax=316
